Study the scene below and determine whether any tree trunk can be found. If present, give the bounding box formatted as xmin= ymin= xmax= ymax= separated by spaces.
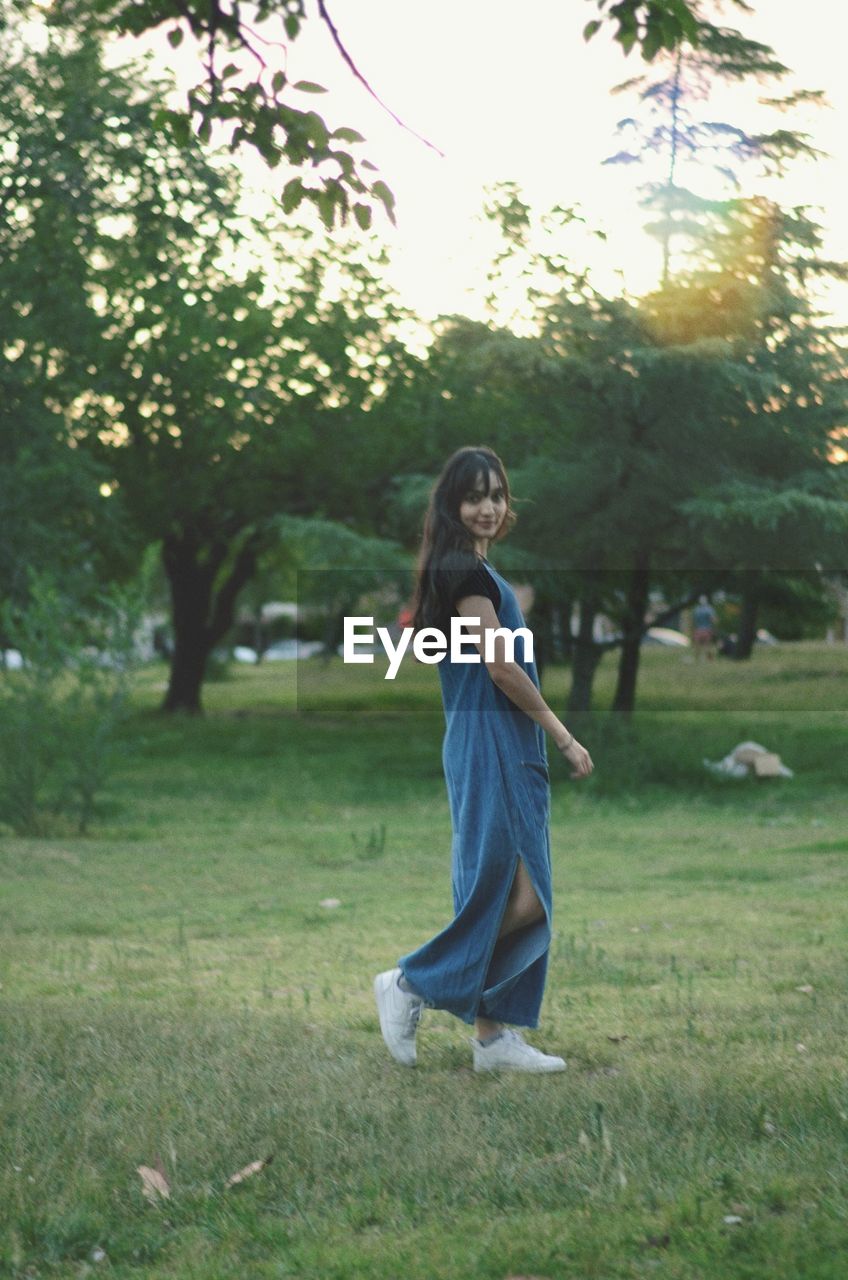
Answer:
xmin=611 ymin=560 xmax=651 ymax=715
xmin=734 ymin=575 xmax=760 ymax=661
xmin=253 ymin=610 xmax=264 ymax=663
xmin=567 ymin=588 xmax=602 ymax=714
xmin=532 ymin=599 xmax=555 ymax=684
xmin=161 ymin=532 xmax=259 ymax=712
xmin=161 ymin=537 xmax=216 ymax=713
xmin=661 ymin=48 xmax=683 ymax=286
xmin=163 ymin=636 xmax=209 ymax=714
xmin=556 ymin=599 xmax=574 ymax=663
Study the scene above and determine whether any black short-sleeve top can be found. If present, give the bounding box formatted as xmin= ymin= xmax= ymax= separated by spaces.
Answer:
xmin=450 ymin=561 xmax=502 ymax=614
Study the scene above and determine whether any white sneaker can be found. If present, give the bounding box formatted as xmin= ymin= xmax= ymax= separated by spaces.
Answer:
xmin=374 ymin=968 xmax=423 ymax=1067
xmin=472 ymin=1028 xmax=566 ymax=1074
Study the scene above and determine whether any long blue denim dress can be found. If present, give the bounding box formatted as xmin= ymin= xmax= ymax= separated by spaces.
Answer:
xmin=398 ymin=560 xmax=552 ymax=1028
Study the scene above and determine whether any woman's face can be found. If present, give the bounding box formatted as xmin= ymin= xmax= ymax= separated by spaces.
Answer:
xmin=458 ymin=468 xmax=507 ymax=545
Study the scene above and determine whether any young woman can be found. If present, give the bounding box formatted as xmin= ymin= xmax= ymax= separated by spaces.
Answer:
xmin=374 ymin=445 xmax=593 ymax=1073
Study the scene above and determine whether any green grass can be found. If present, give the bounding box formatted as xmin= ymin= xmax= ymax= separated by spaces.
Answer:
xmin=2 ymin=643 xmax=848 ymax=1277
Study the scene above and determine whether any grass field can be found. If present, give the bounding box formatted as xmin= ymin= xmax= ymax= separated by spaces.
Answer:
xmin=2 ymin=642 xmax=847 ymax=1278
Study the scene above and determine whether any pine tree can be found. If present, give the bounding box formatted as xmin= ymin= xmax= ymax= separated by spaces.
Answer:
xmin=605 ymin=20 xmax=824 ymax=282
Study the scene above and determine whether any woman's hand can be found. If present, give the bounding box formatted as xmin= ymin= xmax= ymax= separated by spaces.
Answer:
xmin=556 ymin=732 xmax=594 ymax=780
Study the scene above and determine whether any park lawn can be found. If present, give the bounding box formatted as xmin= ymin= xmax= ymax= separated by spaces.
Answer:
xmin=1 ymin=642 xmax=847 ymax=1278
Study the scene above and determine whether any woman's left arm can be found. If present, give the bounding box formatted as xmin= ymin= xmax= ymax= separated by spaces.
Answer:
xmin=455 ymin=595 xmax=594 ymax=779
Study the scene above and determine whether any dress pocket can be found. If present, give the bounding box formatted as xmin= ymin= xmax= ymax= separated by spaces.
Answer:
xmin=521 ymin=759 xmax=550 ymax=782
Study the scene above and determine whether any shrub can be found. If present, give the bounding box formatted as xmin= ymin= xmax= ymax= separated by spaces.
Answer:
xmin=0 ymin=572 xmax=140 ymax=835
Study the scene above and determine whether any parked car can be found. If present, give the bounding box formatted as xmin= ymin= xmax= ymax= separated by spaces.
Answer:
xmin=642 ymin=627 xmax=691 ymax=648
xmin=263 ymin=639 xmax=324 ymax=661
xmin=607 ymin=626 xmax=691 ymax=648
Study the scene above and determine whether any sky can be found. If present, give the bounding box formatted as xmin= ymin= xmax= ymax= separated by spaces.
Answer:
xmin=109 ymin=0 xmax=848 ymax=326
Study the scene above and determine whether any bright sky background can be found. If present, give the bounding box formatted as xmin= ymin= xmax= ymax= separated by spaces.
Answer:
xmin=109 ymin=0 xmax=848 ymax=326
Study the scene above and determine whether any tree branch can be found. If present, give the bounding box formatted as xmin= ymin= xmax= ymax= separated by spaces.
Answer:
xmin=208 ymin=534 xmax=262 ymax=645
xmin=316 ymin=0 xmax=445 ymax=157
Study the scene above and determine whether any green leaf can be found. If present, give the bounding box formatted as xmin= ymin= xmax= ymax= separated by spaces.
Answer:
xmin=284 ymin=14 xmax=300 ymax=39
xmin=331 ymin=127 xmax=366 ymax=145
xmin=301 ymin=111 xmax=330 ymax=150
xmin=583 ymin=19 xmax=602 ymax=40
xmin=370 ymin=180 xmax=396 ymax=225
xmin=197 ymin=117 xmax=212 ymax=144
xmin=353 ymin=203 xmax=372 ymax=231
xmin=167 ymin=112 xmax=191 ymax=147
xmin=315 ymin=189 xmax=336 ymax=229
xmin=272 ymin=71 xmax=286 ymax=94
xmin=167 ymin=27 xmax=183 ymax=49
xmin=151 ymin=107 xmax=173 ymax=132
xmin=282 ymin=177 xmax=305 ymax=214
xmin=641 ymin=27 xmax=663 ymax=61
xmin=328 ymin=149 xmax=356 ymax=182
xmin=293 ymin=80 xmax=328 ymax=94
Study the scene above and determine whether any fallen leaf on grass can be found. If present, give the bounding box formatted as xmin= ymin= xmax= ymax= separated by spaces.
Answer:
xmin=795 ymin=984 xmax=814 ymax=995
xmin=606 ymin=1035 xmax=629 ymax=1044
xmin=723 ymin=1215 xmax=744 ymax=1225
xmin=137 ymin=1165 xmax=170 ymax=1202
xmin=224 ymin=1155 xmax=274 ymax=1189
xmin=796 ymin=1043 xmax=808 ymax=1054
xmin=319 ymin=898 xmax=341 ymax=909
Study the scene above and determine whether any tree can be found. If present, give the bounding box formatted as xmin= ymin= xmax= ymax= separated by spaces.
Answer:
xmin=531 ymin=305 xmax=755 ymax=712
xmin=475 ymin=184 xmax=848 ymax=713
xmin=0 ymin=17 xmax=143 ymax=614
xmin=649 ymin=197 xmax=848 ymax=657
xmin=604 ymin=19 xmax=823 ymax=282
xmin=6 ymin=0 xmax=737 ymax=237
xmin=0 ymin=362 xmax=137 ymax=619
xmin=1 ymin=20 xmax=414 ymax=712
xmin=17 ymin=0 xmax=399 ymax=231
xmin=584 ymin=0 xmax=703 ymax=60
xmin=598 ymin=17 xmax=848 ymax=676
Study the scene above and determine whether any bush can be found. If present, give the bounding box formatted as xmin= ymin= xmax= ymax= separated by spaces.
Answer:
xmin=0 ymin=573 xmax=140 ymax=835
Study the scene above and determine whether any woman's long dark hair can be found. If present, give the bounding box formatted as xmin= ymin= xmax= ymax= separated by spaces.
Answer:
xmin=411 ymin=446 xmax=516 ymax=632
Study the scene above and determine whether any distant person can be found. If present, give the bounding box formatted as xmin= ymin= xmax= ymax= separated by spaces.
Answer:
xmin=692 ymin=595 xmax=717 ymax=661
xmin=373 ymin=445 xmax=593 ymax=1074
